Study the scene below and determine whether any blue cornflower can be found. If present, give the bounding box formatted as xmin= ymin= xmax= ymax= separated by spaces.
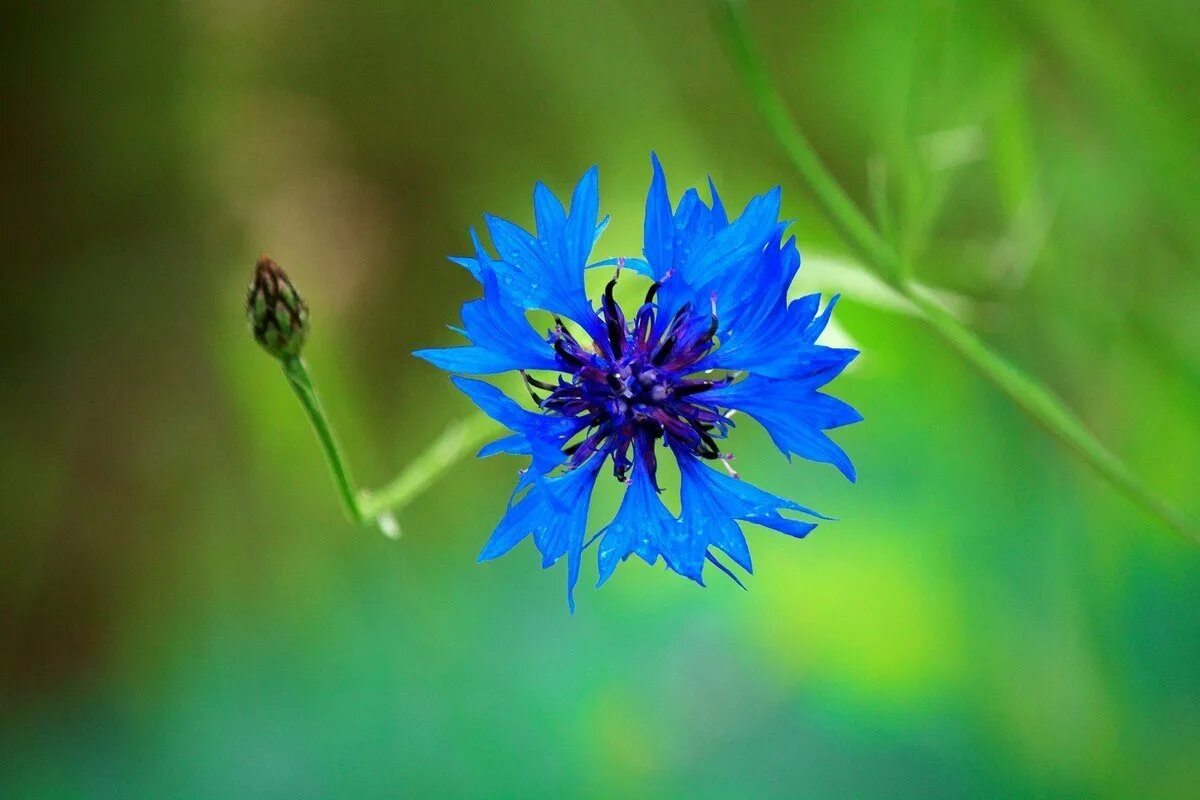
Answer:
xmin=416 ymin=156 xmax=861 ymax=609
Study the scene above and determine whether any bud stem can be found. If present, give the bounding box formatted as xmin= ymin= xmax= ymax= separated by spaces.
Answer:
xmin=281 ymin=356 xmax=364 ymax=525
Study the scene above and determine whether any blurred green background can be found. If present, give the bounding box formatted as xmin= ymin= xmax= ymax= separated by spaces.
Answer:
xmin=3 ymin=1 xmax=1199 ymax=797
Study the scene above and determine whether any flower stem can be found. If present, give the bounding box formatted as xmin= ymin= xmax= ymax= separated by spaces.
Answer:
xmin=357 ymin=413 xmax=502 ymax=521
xmin=280 ymin=355 xmax=498 ymax=532
xmin=714 ymin=0 xmax=1199 ymax=544
xmin=281 ymin=356 xmax=364 ymax=524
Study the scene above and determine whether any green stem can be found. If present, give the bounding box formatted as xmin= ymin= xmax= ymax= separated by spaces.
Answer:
xmin=716 ymin=1 xmax=899 ymax=279
xmin=280 ymin=355 xmax=498 ymax=531
xmin=357 ymin=413 xmax=502 ymax=520
xmin=904 ymin=289 xmax=1199 ymax=545
xmin=282 ymin=356 xmax=364 ymax=524
xmin=715 ymin=0 xmax=1199 ymax=544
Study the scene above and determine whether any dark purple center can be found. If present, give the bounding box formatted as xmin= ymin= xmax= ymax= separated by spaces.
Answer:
xmin=528 ymin=273 xmax=733 ymax=487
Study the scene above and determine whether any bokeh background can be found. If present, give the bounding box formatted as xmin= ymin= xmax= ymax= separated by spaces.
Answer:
xmin=3 ymin=1 xmax=1199 ymax=797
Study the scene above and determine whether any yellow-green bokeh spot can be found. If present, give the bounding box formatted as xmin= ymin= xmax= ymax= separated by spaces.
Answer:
xmin=748 ymin=533 xmax=967 ymax=707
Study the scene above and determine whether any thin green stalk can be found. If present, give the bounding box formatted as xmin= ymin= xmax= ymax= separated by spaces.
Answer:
xmin=715 ymin=0 xmax=1198 ymax=543
xmin=358 ymin=413 xmax=502 ymax=520
xmin=281 ymin=356 xmax=364 ymax=524
xmin=716 ymin=1 xmax=898 ymax=279
xmin=280 ymin=356 xmax=496 ymax=531
xmin=905 ymin=289 xmax=1199 ymax=545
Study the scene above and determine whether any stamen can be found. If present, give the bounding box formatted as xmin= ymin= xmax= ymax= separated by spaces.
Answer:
xmin=719 ymin=453 xmax=740 ymax=479
xmin=706 ymin=293 xmax=720 ymax=339
xmin=554 ymin=338 xmax=584 ymax=366
xmin=538 ymin=277 xmax=732 ymax=485
xmin=674 ymin=379 xmax=717 ymax=398
xmin=521 ymin=371 xmax=558 ymax=392
xmin=651 ymin=302 xmax=692 ymax=365
xmin=519 ymin=370 xmax=546 ymax=405
xmin=601 ymin=276 xmax=625 ymax=358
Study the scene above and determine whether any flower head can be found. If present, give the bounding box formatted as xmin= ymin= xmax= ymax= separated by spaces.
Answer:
xmin=417 ymin=156 xmax=861 ymax=609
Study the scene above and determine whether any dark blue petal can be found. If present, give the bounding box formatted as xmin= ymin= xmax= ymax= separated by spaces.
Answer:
xmin=698 ymin=375 xmax=862 ymax=481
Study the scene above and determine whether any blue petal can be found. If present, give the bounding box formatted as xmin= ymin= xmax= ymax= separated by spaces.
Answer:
xmin=699 ymin=336 xmax=858 ymax=381
xmin=595 ymin=455 xmax=698 ymax=585
xmin=414 ymin=258 xmax=557 ymax=375
xmin=643 ymin=152 xmax=674 ymax=280
xmin=477 ymin=168 xmax=602 ymax=333
xmin=681 ymin=186 xmax=781 ymax=292
xmin=478 ymin=434 xmax=528 ymax=458
xmin=707 ymin=176 xmax=728 ymax=227
xmin=479 ymin=457 xmax=604 ymax=611
xmin=698 ymin=375 xmax=862 ymax=481
xmin=533 ymin=181 xmax=566 ymax=242
xmin=588 ymin=256 xmax=654 ymax=277
xmin=640 ymin=154 xmax=786 ymax=324
xmin=802 ymin=293 xmax=841 ymax=343
xmin=691 ymin=236 xmax=858 ymax=379
xmin=453 ymin=211 xmax=612 ymax=286
xmin=563 ymin=166 xmax=600 ymax=281
xmin=676 ymin=451 xmax=821 ymax=581
xmin=450 ymin=377 xmax=581 ymax=478
xmin=448 ymin=254 xmax=481 ymax=280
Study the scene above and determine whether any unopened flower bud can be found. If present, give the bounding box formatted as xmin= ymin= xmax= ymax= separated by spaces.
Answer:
xmin=247 ymin=255 xmax=309 ymax=360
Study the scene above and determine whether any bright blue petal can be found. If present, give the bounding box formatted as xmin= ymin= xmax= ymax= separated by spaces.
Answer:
xmin=801 ymin=293 xmax=841 ymax=343
xmin=593 ymin=214 xmax=611 ymax=244
xmin=479 ymin=457 xmax=604 ymax=611
xmin=448 ymin=254 xmax=481 ymax=280
xmin=595 ymin=454 xmax=699 ymax=585
xmin=414 ymin=258 xmax=557 ymax=375
xmin=453 ymin=212 xmax=611 ymax=286
xmin=681 ymin=186 xmax=781 ymax=292
xmin=643 ymin=152 xmax=674 ymax=280
xmin=476 ymin=168 xmax=602 ymax=333
xmin=676 ymin=451 xmax=820 ymax=581
xmin=533 ymin=181 xmax=566 ymax=242
xmin=707 ymin=176 xmax=728 ymax=227
xmin=640 ymin=155 xmax=786 ymax=325
xmin=588 ymin=256 xmax=653 ymax=277
xmin=698 ymin=375 xmax=862 ymax=481
xmin=691 ymin=235 xmax=857 ymax=379
xmin=699 ymin=336 xmax=858 ymax=381
xmin=478 ymin=434 xmax=528 ymax=458
xmin=450 ymin=377 xmax=581 ymax=478
xmin=563 ymin=166 xmax=600 ymax=280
